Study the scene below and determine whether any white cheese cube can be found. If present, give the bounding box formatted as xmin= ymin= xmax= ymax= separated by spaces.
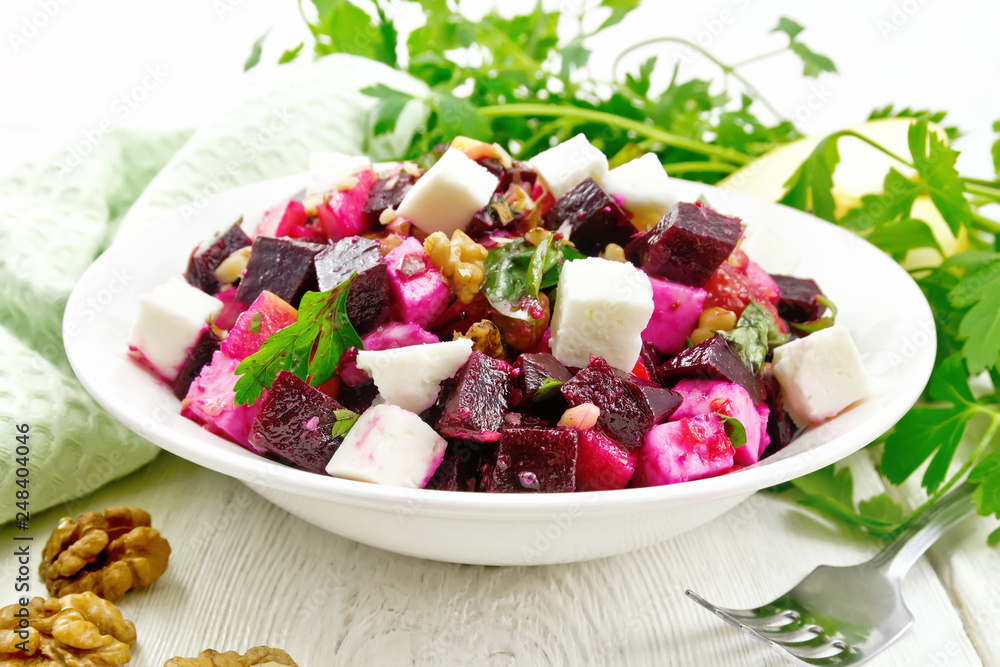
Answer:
xmin=304 ymin=152 xmax=373 ymax=206
xmin=326 ymin=404 xmax=448 ymax=488
xmin=395 ymin=148 xmax=499 ymax=236
xmin=529 ymin=133 xmax=609 ymax=199
xmin=356 ymin=338 xmax=473 ymax=413
xmin=772 ymin=324 xmax=871 ymax=426
xmin=599 ymin=153 xmax=678 ymax=230
xmin=127 ymin=277 xmax=223 ymax=383
xmin=549 ymin=257 xmax=654 ymax=372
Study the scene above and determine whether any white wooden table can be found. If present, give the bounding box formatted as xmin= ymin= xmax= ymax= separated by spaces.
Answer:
xmin=3 ymin=448 xmax=997 ymax=666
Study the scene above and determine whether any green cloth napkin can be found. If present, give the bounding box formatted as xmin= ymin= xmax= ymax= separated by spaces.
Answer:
xmin=0 ymin=55 xmax=426 ymax=524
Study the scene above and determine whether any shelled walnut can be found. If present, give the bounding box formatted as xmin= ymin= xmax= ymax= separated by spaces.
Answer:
xmin=455 ymin=320 xmax=506 ymax=359
xmin=0 ymin=592 xmax=136 ymax=666
xmin=40 ymin=506 xmax=171 ymax=601
xmin=424 ymin=230 xmax=488 ymax=304
xmin=162 ymin=646 xmax=298 ymax=667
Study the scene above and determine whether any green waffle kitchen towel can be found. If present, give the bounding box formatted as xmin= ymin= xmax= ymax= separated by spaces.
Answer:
xmin=0 ymin=55 xmax=426 ymax=524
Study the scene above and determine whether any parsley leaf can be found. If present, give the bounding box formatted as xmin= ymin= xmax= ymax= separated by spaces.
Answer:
xmin=716 ymin=414 xmax=747 ymax=449
xmin=330 ymin=408 xmax=360 ymax=439
xmin=958 ymin=287 xmax=1000 ymax=373
xmin=309 ymin=0 xmax=395 ymax=66
xmin=970 ymin=448 xmax=1000 ymax=545
xmin=233 ymin=277 xmax=362 ymax=406
xmin=483 ymin=238 xmax=574 ymax=320
xmin=779 ymin=132 xmax=841 ymax=221
xmin=278 ymin=43 xmax=305 ymax=65
xmin=865 ymin=218 xmax=943 ymax=259
xmin=533 ymin=378 xmax=565 ymax=403
xmin=721 ymin=302 xmax=787 ymax=373
xmin=785 ymin=465 xmax=902 ymax=535
xmin=908 ymin=115 xmax=972 ymax=236
xmin=993 ymin=120 xmax=1000 ymax=178
xmin=839 ymin=168 xmax=921 ymax=232
xmin=772 ymin=17 xmax=805 ymax=40
xmin=772 ymin=17 xmax=836 ymax=77
xmin=362 ymin=83 xmax=414 ymax=136
xmin=244 ymin=30 xmax=269 ymax=71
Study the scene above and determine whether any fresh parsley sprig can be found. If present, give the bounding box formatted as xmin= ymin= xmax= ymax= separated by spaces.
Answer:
xmin=233 ymin=277 xmax=362 ymax=406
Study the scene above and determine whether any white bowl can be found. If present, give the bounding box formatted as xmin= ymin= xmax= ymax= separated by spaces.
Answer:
xmin=64 ymin=173 xmax=934 ymax=565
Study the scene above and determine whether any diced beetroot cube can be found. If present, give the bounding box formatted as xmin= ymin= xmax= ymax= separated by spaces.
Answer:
xmin=235 ymin=236 xmax=325 ymax=308
xmin=182 ymin=350 xmax=265 ymax=451
xmin=436 ymin=351 xmax=512 ymax=441
xmin=771 ymin=274 xmax=827 ymax=323
xmin=633 ymin=382 xmax=682 ymax=425
xmin=213 ymin=286 xmax=247 ymax=332
xmin=670 ymin=379 xmax=765 ymax=466
xmin=337 ymin=382 xmax=378 ymax=414
xmin=511 ymin=353 xmax=573 ymax=406
xmin=542 ymin=178 xmax=637 ymax=255
xmin=172 ymin=328 xmax=221 ymax=399
xmin=254 ymin=199 xmax=321 ymax=241
xmin=316 ymin=168 xmax=377 ymax=241
xmin=625 ymin=202 xmax=741 ymax=288
xmin=761 ymin=362 xmax=797 ymax=453
xmin=185 ymin=221 xmax=251 ymax=295
xmin=425 ymin=450 xmax=479 ymax=492
xmin=362 ymin=168 xmax=419 ymax=228
xmin=484 ymin=426 xmax=578 ymax=493
xmin=385 ymin=237 xmax=450 ymax=328
xmin=658 ymin=336 xmax=764 ymax=404
xmin=642 ymin=276 xmax=708 ymax=355
xmin=221 ymin=290 xmax=297 ymax=361
xmin=248 ymin=370 xmax=350 ymax=473
xmin=575 ymin=429 xmax=636 ymax=491
xmin=632 ymin=414 xmax=734 ymax=486
xmin=315 ymin=236 xmax=391 ymax=335
xmin=561 ymin=356 xmax=677 ymax=451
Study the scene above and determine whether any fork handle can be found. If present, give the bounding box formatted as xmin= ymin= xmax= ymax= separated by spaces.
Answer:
xmin=866 ymin=480 xmax=976 ymax=580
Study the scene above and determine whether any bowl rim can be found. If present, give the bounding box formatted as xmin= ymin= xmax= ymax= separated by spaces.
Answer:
xmin=64 ymin=172 xmax=935 ymax=518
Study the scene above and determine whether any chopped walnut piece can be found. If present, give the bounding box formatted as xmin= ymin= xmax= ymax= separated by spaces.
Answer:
xmin=0 ymin=592 xmax=136 ymax=666
xmin=162 ymin=646 xmax=298 ymax=667
xmin=423 ymin=230 xmax=489 ymax=304
xmin=454 ymin=320 xmax=506 ymax=359
xmin=41 ymin=506 xmax=171 ymax=601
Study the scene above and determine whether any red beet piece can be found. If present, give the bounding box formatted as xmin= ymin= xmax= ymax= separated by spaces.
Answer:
xmin=172 ymin=328 xmax=221 ymax=399
xmin=248 ymin=371 xmax=350 ymax=474
xmin=483 ymin=426 xmax=578 ymax=493
xmin=362 ymin=170 xmax=418 ymax=228
xmin=336 ymin=381 xmax=378 ymax=414
xmin=185 ymin=221 xmax=251 ymax=295
xmin=425 ymin=443 xmax=481 ymax=492
xmin=436 ymin=351 xmax=513 ymax=442
xmin=625 ymin=202 xmax=742 ymax=288
xmin=511 ymin=353 xmax=573 ymax=406
xmin=561 ymin=356 xmax=679 ymax=451
xmin=542 ymin=178 xmax=637 ymax=255
xmin=657 ymin=335 xmax=764 ymax=404
xmin=314 ymin=236 xmax=391 ymax=335
xmin=772 ymin=274 xmax=826 ymax=323
xmin=760 ymin=362 xmax=798 ymax=455
xmin=235 ymin=236 xmax=325 ymax=308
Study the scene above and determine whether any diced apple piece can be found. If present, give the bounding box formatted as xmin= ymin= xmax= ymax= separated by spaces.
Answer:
xmin=127 ymin=277 xmax=224 ymax=384
xmin=771 ymin=325 xmax=871 ymax=426
xmin=599 ymin=153 xmax=678 ymax=231
xmin=384 ymin=237 xmax=450 ymax=328
xmin=529 ymin=133 xmax=609 ymax=198
xmin=632 ymin=414 xmax=734 ymax=486
xmin=326 ymin=404 xmax=447 ymax=488
xmin=642 ymin=277 xmax=707 ymax=356
xmin=549 ymin=257 xmax=654 ymax=372
xmin=220 ymin=290 xmax=297 ymax=361
xmin=575 ymin=429 xmax=636 ymax=491
xmin=395 ymin=148 xmax=499 ymax=236
xmin=182 ymin=350 xmax=264 ymax=451
xmin=356 ymin=338 xmax=473 ymax=413
xmin=254 ymin=199 xmax=319 ymax=241
xmin=670 ymin=379 xmax=764 ymax=466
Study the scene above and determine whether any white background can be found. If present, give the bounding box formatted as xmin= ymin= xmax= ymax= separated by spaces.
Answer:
xmin=1 ymin=0 xmax=998 ymax=179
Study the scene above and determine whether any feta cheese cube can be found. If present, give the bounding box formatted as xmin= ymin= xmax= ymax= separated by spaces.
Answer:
xmin=599 ymin=153 xmax=678 ymax=230
xmin=549 ymin=257 xmax=654 ymax=371
xmin=356 ymin=338 xmax=474 ymax=413
xmin=128 ymin=277 xmax=223 ymax=383
xmin=395 ymin=148 xmax=499 ymax=236
xmin=304 ymin=152 xmax=373 ymax=207
xmin=529 ymin=133 xmax=609 ymax=199
xmin=326 ymin=404 xmax=448 ymax=488
xmin=772 ymin=324 xmax=871 ymax=426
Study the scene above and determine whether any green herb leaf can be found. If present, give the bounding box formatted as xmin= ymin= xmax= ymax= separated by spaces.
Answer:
xmin=597 ymin=0 xmax=641 ymax=31
xmin=362 ymin=83 xmax=415 ymax=136
xmin=958 ymin=286 xmax=1000 ymax=373
xmin=992 ymin=120 xmax=1000 ymax=178
xmin=330 ymin=408 xmax=360 ymax=439
xmin=278 ymin=43 xmax=304 ymax=64
xmin=244 ymin=30 xmax=269 ymax=71
xmin=784 ymin=465 xmax=903 ymax=535
xmin=233 ymin=277 xmax=363 ymax=406
xmin=970 ymin=448 xmax=1000 ymax=545
xmin=248 ymin=311 xmax=263 ymax=334
xmin=716 ymin=413 xmax=747 ymax=449
xmin=483 ymin=238 xmax=574 ymax=319
xmin=865 ymin=218 xmax=943 ymax=259
xmin=789 ymin=42 xmax=837 ymax=77
xmin=839 ymin=168 xmax=921 ymax=232
xmin=772 ymin=17 xmax=805 ymax=40
xmin=721 ymin=302 xmax=787 ymax=373
xmin=908 ymin=115 xmax=972 ymax=237
xmin=881 ymin=355 xmax=977 ymax=491
xmin=868 ymin=105 xmax=960 ymax=141
xmin=533 ymin=378 xmax=565 ymax=403
xmin=779 ymin=133 xmax=841 ymax=221
xmin=310 ymin=0 xmax=395 ymax=66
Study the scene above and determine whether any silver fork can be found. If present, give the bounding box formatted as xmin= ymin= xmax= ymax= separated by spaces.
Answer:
xmin=686 ymin=481 xmax=976 ymax=665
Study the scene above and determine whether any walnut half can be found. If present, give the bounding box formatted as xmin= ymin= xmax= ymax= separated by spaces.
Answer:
xmin=163 ymin=647 xmax=298 ymax=667
xmin=40 ymin=506 xmax=171 ymax=601
xmin=0 ymin=591 xmax=137 ymax=666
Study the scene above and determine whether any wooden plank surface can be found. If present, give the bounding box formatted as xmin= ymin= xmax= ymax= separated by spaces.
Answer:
xmin=1 ymin=452 xmax=991 ymax=667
